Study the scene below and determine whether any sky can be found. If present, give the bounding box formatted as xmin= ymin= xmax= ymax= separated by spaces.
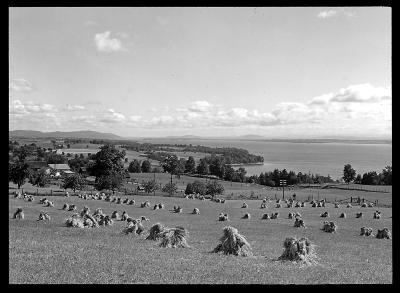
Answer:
xmin=9 ymin=7 xmax=391 ymax=138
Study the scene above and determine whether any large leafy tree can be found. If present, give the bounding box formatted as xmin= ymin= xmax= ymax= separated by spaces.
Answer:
xmin=141 ymin=160 xmax=152 ymax=173
xmin=88 ymin=145 xmax=125 ymax=178
xmin=29 ymin=168 xmax=50 ymax=187
xmin=95 ymin=171 xmax=123 ymax=194
xmin=342 ymin=164 xmax=356 ymax=185
xmin=162 ymin=182 xmax=178 ymax=194
xmin=196 ymin=158 xmax=209 ymax=175
xmin=161 ymin=154 xmax=180 ymax=195
xmin=208 ymin=155 xmax=226 ymax=178
xmin=142 ymin=179 xmax=159 ymax=194
xmin=128 ymin=159 xmax=141 ymax=173
xmin=185 ymin=180 xmax=207 ymax=195
xmin=184 ymin=156 xmax=196 ymax=173
xmin=206 ymin=180 xmax=225 ymax=198
xmin=381 ymin=165 xmax=392 ymax=185
xmin=9 ymin=161 xmax=30 ymax=189
xmin=62 ymin=174 xmax=86 ymax=193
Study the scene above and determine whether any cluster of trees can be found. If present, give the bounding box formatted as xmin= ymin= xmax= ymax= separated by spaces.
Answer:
xmin=185 ymin=180 xmax=225 ymax=197
xmin=127 ymin=159 xmax=152 ymax=173
xmin=343 ymin=164 xmax=392 ymax=185
xmin=246 ymin=169 xmax=334 ymax=187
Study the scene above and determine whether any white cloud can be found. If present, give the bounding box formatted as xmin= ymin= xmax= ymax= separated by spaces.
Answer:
xmin=317 ymin=10 xmax=338 ymax=19
xmin=94 ymin=31 xmax=126 ymax=52
xmin=9 ymin=79 xmax=33 ymax=92
xmin=187 ymin=100 xmax=213 ymax=113
xmin=9 ymin=99 xmax=58 ymax=115
xmin=98 ymin=109 xmax=126 ymax=123
xmin=317 ymin=9 xmax=356 ymax=19
xmin=64 ymin=104 xmax=86 ymax=111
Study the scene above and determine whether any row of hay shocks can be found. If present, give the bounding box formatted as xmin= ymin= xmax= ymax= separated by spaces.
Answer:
xmin=185 ymin=193 xmax=206 ymax=201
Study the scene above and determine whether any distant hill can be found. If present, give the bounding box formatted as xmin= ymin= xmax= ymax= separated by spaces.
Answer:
xmin=9 ymin=130 xmax=123 ymax=140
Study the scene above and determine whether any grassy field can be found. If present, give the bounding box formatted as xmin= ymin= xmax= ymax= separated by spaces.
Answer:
xmin=9 ymin=190 xmax=392 ymax=284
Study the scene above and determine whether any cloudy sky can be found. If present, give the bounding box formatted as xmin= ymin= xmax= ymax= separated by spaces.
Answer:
xmin=9 ymin=7 xmax=391 ymax=138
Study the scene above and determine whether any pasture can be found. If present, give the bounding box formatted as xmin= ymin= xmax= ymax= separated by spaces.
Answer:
xmin=9 ymin=192 xmax=392 ymax=284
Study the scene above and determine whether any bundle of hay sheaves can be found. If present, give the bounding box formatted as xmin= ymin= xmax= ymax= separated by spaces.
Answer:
xmin=373 ymin=211 xmax=381 ymax=219
xmin=218 ymin=213 xmax=229 ymax=221
xmin=61 ymin=203 xmax=69 ymax=210
xmin=334 ymin=203 xmax=340 ymax=208
xmin=192 ymin=208 xmax=200 ymax=215
xmin=123 ymin=218 xmax=145 ymax=235
xmin=261 ymin=213 xmax=270 ymax=220
xmin=376 ymin=228 xmax=391 ymax=239
xmin=320 ymin=211 xmax=329 ymax=218
xmin=286 ymin=203 xmax=293 ymax=208
xmin=241 ymin=202 xmax=248 ymax=208
xmin=146 ymin=223 xmax=190 ymax=248
xmin=288 ymin=212 xmax=295 ymax=219
xmin=260 ymin=202 xmax=268 ymax=209
xmin=270 ymin=212 xmax=279 ymax=219
xmin=154 ymin=203 xmax=164 ymax=210
xmin=111 ymin=210 xmax=120 ymax=220
xmin=346 ymin=203 xmax=352 ymax=208
xmin=356 ymin=212 xmax=363 ymax=218
xmin=294 ymin=202 xmax=301 ymax=208
xmin=294 ymin=216 xmax=306 ymax=228
xmin=278 ymin=237 xmax=316 ymax=264
xmin=123 ymin=198 xmax=129 ymax=204
xmin=360 ymin=227 xmax=374 ymax=236
xmin=173 ymin=205 xmax=182 ymax=213
xmin=276 ymin=203 xmax=281 ymax=208
xmin=141 ymin=201 xmax=151 ymax=208
xmin=322 ymin=221 xmax=337 ymax=233
xmin=242 ymin=213 xmax=251 ymax=219
xmin=116 ymin=197 xmax=122 ymax=204
xmin=38 ymin=211 xmax=51 ymax=221
xmin=13 ymin=208 xmax=24 ymax=219
xmin=128 ymin=199 xmax=135 ymax=205
xmin=339 ymin=212 xmax=346 ymax=218
xmin=65 ymin=212 xmax=99 ymax=228
xmin=80 ymin=206 xmax=90 ymax=217
xmin=121 ymin=211 xmax=129 ymax=221
xmin=212 ymin=226 xmax=252 ymax=257
xmin=68 ymin=204 xmax=77 ymax=211
xmin=361 ymin=202 xmax=368 ymax=208
xmin=368 ymin=202 xmax=374 ymax=207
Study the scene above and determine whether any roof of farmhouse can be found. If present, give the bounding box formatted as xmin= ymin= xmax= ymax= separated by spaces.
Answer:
xmin=48 ymin=163 xmax=71 ymax=170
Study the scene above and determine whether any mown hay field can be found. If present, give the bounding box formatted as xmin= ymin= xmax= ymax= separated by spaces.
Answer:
xmin=9 ymin=192 xmax=392 ymax=284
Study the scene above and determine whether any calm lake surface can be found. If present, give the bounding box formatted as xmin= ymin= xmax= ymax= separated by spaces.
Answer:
xmin=140 ymin=138 xmax=392 ymax=180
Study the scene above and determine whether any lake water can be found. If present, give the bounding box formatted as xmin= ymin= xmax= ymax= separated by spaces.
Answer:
xmin=139 ymin=138 xmax=392 ymax=180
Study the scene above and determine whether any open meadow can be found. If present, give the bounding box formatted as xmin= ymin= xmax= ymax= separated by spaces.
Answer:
xmin=9 ymin=190 xmax=392 ymax=284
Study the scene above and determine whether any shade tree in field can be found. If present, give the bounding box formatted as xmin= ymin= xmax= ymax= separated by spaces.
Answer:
xmin=162 ymin=182 xmax=178 ymax=194
xmin=142 ymin=179 xmax=159 ymax=194
xmin=88 ymin=145 xmax=125 ymax=178
xmin=29 ymin=168 xmax=50 ymax=187
xmin=95 ymin=171 xmax=123 ymax=194
xmin=9 ymin=161 xmax=30 ymax=189
xmin=141 ymin=160 xmax=152 ymax=173
xmin=128 ymin=159 xmax=142 ymax=173
xmin=206 ymin=180 xmax=225 ymax=198
xmin=196 ymin=158 xmax=209 ymax=175
xmin=343 ymin=164 xmax=356 ymax=185
xmin=62 ymin=173 xmax=86 ymax=193
xmin=184 ymin=156 xmax=196 ymax=173
xmin=185 ymin=180 xmax=207 ymax=195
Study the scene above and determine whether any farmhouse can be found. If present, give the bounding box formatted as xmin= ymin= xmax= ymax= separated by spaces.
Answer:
xmin=48 ymin=163 xmax=74 ymax=177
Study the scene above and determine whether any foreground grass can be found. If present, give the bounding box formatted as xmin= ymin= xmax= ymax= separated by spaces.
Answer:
xmin=9 ymin=194 xmax=392 ymax=284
